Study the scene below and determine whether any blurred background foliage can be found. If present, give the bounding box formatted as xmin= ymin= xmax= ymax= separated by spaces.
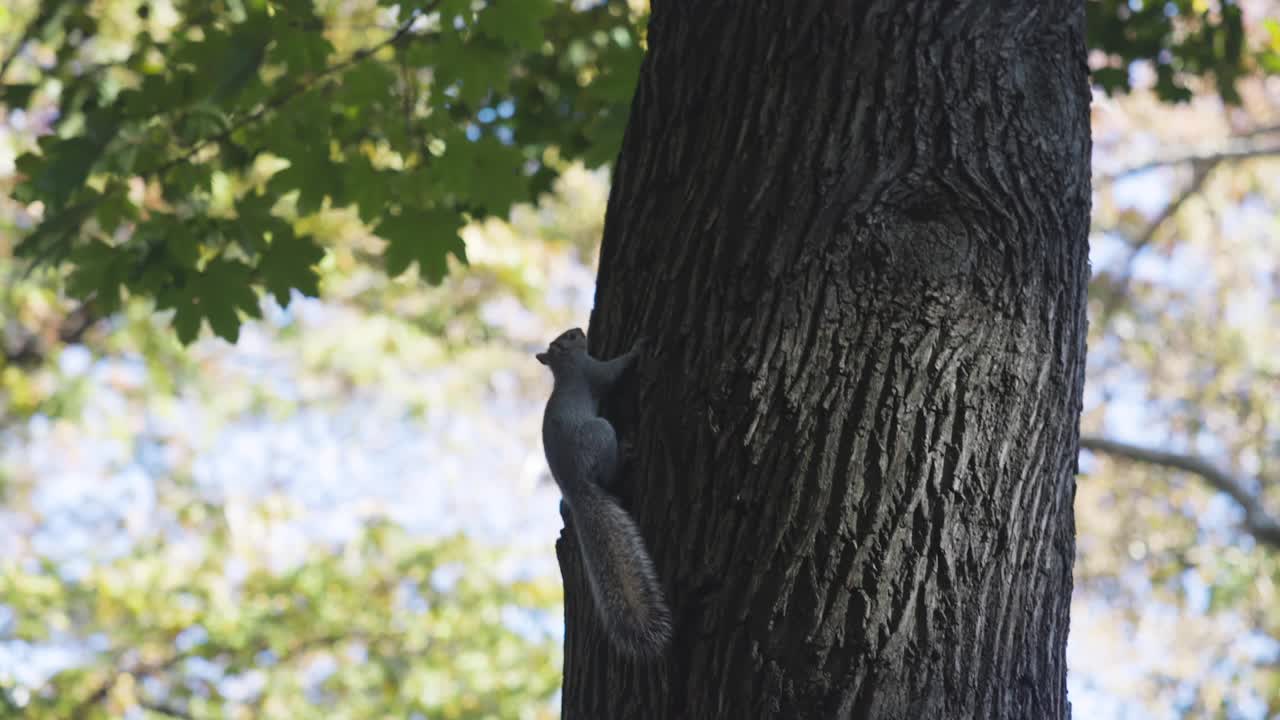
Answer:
xmin=0 ymin=0 xmax=1278 ymax=718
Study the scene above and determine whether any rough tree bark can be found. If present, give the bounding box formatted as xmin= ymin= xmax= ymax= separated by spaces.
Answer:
xmin=557 ymin=1 xmax=1090 ymax=718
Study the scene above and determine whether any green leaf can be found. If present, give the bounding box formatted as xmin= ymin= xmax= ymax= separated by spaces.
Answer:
xmin=273 ymin=156 xmax=341 ymax=215
xmin=378 ymin=207 xmax=466 ymax=282
xmin=275 ymin=30 xmax=335 ymax=74
xmin=1261 ymin=50 xmax=1280 ymax=75
xmin=334 ymin=156 xmax=393 ymax=223
xmin=94 ymin=187 xmax=139 ymax=235
xmin=480 ymin=0 xmax=556 ymax=51
xmin=65 ymin=240 xmax=130 ymax=315
xmin=124 ymin=73 xmax=185 ymax=116
xmin=432 ymin=136 xmax=529 ymax=211
xmin=1092 ymin=66 xmax=1129 ymax=93
xmin=260 ymin=228 xmax=325 ymax=306
xmin=211 ymin=13 xmax=271 ymax=103
xmin=203 ymin=269 xmax=256 ymax=341
xmin=583 ymin=109 xmax=627 ymax=167
xmin=171 ymin=26 xmax=233 ymax=99
xmin=29 ymin=136 xmax=107 ymax=209
xmin=15 ymin=199 xmax=98 ymax=263
xmin=0 ymin=83 xmax=37 ymax=108
xmin=164 ymin=161 xmax=216 ymax=205
xmin=262 ymin=95 xmax=338 ymax=214
xmin=171 ymin=291 xmax=203 ymax=345
xmin=165 ymin=223 xmax=201 ymax=269
xmin=165 ymin=259 xmax=262 ymax=344
xmin=271 ymin=22 xmax=335 ymax=75
xmin=341 ymin=61 xmax=397 ymax=112
xmin=1154 ymin=63 xmax=1193 ymax=103
xmin=428 ymin=32 xmax=512 ymax=104
xmin=588 ymin=38 xmax=643 ymax=105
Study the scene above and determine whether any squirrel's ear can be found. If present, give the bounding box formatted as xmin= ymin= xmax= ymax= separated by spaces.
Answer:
xmin=536 ymin=352 xmax=549 ymax=365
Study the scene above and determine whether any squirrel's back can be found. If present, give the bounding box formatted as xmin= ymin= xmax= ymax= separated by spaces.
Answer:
xmin=542 ymin=393 xmax=613 ymax=492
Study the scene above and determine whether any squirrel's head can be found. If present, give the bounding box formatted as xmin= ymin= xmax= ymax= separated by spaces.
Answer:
xmin=536 ymin=327 xmax=588 ymax=366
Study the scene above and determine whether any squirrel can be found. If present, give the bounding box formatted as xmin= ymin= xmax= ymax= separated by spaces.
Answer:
xmin=536 ymin=327 xmax=673 ymax=658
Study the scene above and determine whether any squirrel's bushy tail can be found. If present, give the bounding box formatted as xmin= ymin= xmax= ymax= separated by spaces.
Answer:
xmin=566 ymin=482 xmax=673 ymax=658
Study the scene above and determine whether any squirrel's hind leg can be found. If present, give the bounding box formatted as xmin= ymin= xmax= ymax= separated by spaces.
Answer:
xmin=578 ymin=417 xmax=620 ymax=490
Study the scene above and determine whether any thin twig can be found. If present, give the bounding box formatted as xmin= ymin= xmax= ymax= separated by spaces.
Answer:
xmin=1093 ymin=159 xmax=1217 ymax=327
xmin=1236 ymin=122 xmax=1280 ymax=139
xmin=1080 ymin=435 xmax=1280 ymax=549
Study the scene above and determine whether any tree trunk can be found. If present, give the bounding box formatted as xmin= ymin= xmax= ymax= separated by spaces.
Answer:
xmin=558 ymin=1 xmax=1090 ymax=718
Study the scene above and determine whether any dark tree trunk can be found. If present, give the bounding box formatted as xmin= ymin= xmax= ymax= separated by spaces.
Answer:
xmin=557 ymin=1 xmax=1090 ymax=718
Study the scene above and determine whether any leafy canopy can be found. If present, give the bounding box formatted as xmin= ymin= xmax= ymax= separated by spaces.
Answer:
xmin=0 ymin=0 xmax=1270 ymax=344
xmin=2 ymin=0 xmax=642 ymax=343
xmin=2 ymin=518 xmax=564 ymax=718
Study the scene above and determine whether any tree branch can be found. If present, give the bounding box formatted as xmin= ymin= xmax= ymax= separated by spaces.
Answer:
xmin=1092 ymin=158 xmax=1217 ymax=326
xmin=137 ymin=701 xmax=194 ymax=720
xmin=1 ymin=301 xmax=100 ymax=368
xmin=69 ymin=630 xmax=368 ymax=718
xmin=1080 ymin=435 xmax=1280 ymax=549
xmin=148 ymin=6 xmax=433 ymax=178
xmin=70 ymin=652 xmax=188 ymax=720
xmin=16 ymin=5 xmax=437 ymax=277
xmin=1100 ymin=131 xmax=1280 ymax=181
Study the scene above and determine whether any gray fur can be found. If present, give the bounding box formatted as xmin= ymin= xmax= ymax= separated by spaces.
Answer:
xmin=537 ymin=328 xmax=673 ymax=658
